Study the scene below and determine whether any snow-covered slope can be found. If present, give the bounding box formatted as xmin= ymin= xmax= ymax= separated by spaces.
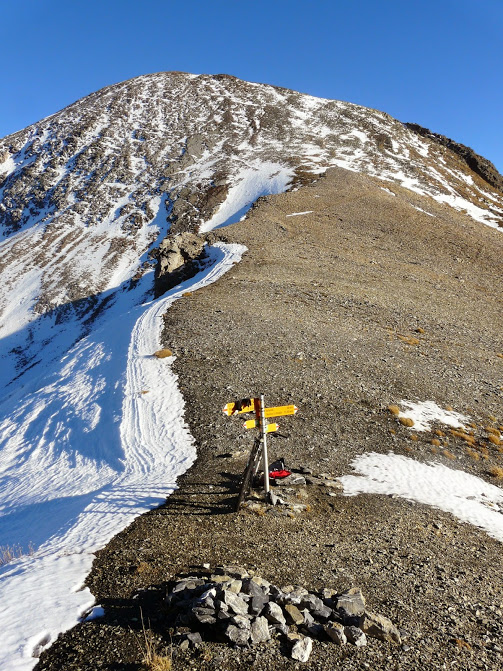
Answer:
xmin=0 ymin=239 xmax=245 ymax=669
xmin=0 ymin=72 xmax=502 ymax=670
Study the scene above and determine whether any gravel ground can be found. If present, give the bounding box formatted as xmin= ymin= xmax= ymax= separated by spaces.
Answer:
xmin=36 ymin=167 xmax=503 ymax=671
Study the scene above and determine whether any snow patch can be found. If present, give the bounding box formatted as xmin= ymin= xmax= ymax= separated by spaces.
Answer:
xmin=411 ymin=204 xmax=435 ymax=217
xmin=339 ymin=453 xmax=503 ymax=543
xmin=0 ymin=243 xmax=246 ymax=671
xmin=398 ymin=400 xmax=469 ymax=432
xmin=199 ymin=162 xmax=293 ymax=232
xmin=0 ymin=153 xmax=16 ymax=178
xmin=380 ymin=187 xmax=396 ymax=196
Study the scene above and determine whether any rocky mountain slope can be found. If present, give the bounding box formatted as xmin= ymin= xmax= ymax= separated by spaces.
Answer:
xmin=37 ymin=167 xmax=503 ymax=671
xmin=1 ymin=73 xmax=502 ymax=374
xmin=1 ymin=72 xmax=502 ymax=671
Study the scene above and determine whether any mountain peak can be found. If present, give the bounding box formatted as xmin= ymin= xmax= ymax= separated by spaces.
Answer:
xmin=0 ymin=72 xmax=502 ymax=377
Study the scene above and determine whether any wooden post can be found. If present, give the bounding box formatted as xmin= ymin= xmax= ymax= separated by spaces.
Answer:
xmin=259 ymin=394 xmax=270 ymax=498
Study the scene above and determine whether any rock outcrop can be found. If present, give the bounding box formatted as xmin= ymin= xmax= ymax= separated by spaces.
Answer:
xmin=152 ymin=231 xmax=207 ymax=296
xmin=405 ymin=122 xmax=503 ymax=193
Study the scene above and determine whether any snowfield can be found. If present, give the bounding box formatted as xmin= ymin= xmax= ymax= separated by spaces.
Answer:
xmin=336 ymin=402 xmax=503 ymax=542
xmin=0 ymin=240 xmax=245 ymax=670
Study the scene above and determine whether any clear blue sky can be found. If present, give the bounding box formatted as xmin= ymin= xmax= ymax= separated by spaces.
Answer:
xmin=1 ymin=0 xmax=502 ymax=172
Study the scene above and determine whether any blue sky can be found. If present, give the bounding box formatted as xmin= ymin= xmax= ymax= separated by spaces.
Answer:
xmin=1 ymin=0 xmax=502 ymax=172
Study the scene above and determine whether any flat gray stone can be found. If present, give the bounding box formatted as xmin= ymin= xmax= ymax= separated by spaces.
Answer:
xmin=288 ymin=503 xmax=308 ymax=513
xmin=216 ymin=610 xmax=231 ymax=621
xmin=223 ymin=591 xmax=249 ymax=616
xmin=281 ymin=585 xmax=295 ymax=594
xmin=186 ymin=632 xmax=203 ymax=647
xmin=336 ymin=588 xmax=366 ymax=620
xmin=281 ymin=474 xmax=306 ymax=486
xmin=230 ymin=614 xmax=251 ymax=629
xmin=249 ymin=575 xmax=270 ymax=591
xmin=172 ymin=578 xmax=204 ymax=595
xmin=285 ymin=604 xmax=304 ymax=625
xmin=301 ymin=609 xmax=315 ymax=626
xmin=305 ymin=476 xmax=324 ymax=485
xmin=286 ymin=632 xmax=302 ymax=642
xmin=287 ymin=587 xmax=309 ymax=605
xmin=228 ymin=579 xmax=243 ymax=594
xmin=361 ymin=611 xmax=401 ymax=644
xmin=312 ymin=604 xmax=333 ymax=620
xmin=274 ymin=623 xmax=290 ymax=636
xmin=199 ymin=587 xmax=217 ymax=601
xmin=242 ymin=578 xmax=266 ymax=597
xmin=221 ymin=565 xmax=250 ymax=579
xmin=299 ymin=593 xmax=324 ymax=612
xmin=325 ymin=622 xmax=347 ymax=645
xmin=344 ymin=626 xmax=367 ymax=647
xmin=303 ymin=623 xmax=324 ymax=638
xmin=250 ymin=594 xmax=267 ymax=616
xmin=226 ymin=624 xmax=250 ymax=646
xmin=322 ymin=479 xmax=343 ymax=490
xmin=192 ymin=607 xmax=216 ymax=625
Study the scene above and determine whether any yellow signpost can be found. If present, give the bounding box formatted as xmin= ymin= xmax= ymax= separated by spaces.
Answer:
xmin=263 ymin=405 xmax=298 ymax=418
xmin=222 ymin=394 xmax=298 ymax=506
xmin=222 ymin=398 xmax=257 ymax=416
xmin=243 ymin=420 xmax=279 ymax=432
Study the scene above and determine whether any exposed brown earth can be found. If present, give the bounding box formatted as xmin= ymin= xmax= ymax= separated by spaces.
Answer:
xmin=36 ymin=168 xmax=503 ymax=670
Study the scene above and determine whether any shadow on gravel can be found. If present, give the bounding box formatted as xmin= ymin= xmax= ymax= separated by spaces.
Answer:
xmin=69 ymin=574 xmax=230 ymax=669
xmin=159 ymin=471 xmax=241 ymax=516
xmin=35 ymin=587 xmax=168 ymax=671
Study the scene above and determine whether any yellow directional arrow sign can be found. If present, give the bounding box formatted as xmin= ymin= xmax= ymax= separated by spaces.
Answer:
xmin=263 ymin=405 xmax=298 ymax=418
xmin=222 ymin=398 xmax=257 ymax=416
xmin=243 ymin=420 xmax=279 ymax=433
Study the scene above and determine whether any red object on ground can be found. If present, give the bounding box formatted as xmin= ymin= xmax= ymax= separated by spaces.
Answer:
xmin=269 ymin=469 xmax=291 ymax=479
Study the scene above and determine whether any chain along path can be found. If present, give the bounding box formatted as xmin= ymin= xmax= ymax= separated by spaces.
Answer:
xmin=0 ymin=242 xmax=245 ymax=671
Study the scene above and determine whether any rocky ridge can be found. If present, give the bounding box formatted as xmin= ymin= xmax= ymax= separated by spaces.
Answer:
xmin=1 ymin=74 xmax=503 ymax=317
xmin=405 ymin=122 xmax=503 ymax=192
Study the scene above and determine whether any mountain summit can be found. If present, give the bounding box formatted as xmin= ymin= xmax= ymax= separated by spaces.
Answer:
xmin=1 ymin=72 xmax=502 ymax=327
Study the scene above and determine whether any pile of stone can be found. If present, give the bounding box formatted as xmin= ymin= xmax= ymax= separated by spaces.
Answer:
xmin=241 ymin=467 xmax=344 ymax=516
xmin=166 ymin=566 xmax=401 ymax=662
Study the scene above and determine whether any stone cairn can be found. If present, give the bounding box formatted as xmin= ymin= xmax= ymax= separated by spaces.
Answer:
xmin=166 ymin=565 xmax=401 ymax=662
